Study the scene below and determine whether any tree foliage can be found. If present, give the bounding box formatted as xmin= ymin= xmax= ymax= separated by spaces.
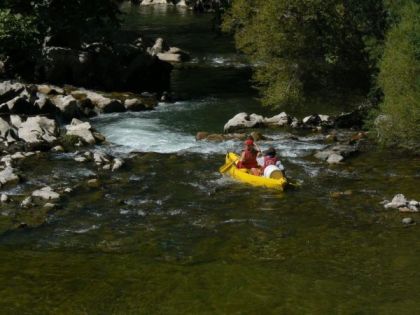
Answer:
xmin=223 ymin=0 xmax=388 ymax=108
xmin=375 ymin=1 xmax=420 ymax=152
xmin=0 ymin=9 xmax=39 ymax=76
xmin=0 ymin=0 xmax=121 ymax=77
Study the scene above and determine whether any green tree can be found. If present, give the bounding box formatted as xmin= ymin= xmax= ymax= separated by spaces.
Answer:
xmin=0 ymin=9 xmax=39 ymax=77
xmin=375 ymin=1 xmax=420 ymax=152
xmin=223 ymin=0 xmax=387 ymax=108
xmin=0 ymin=0 xmax=121 ymax=78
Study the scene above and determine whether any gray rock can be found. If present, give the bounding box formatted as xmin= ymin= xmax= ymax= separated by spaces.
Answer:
xmin=21 ymin=196 xmax=33 ymax=208
xmin=0 ymin=81 xmax=25 ymax=103
xmin=264 ymin=112 xmax=290 ymax=127
xmin=0 ymin=117 xmax=17 ymax=143
xmin=50 ymin=95 xmax=80 ymax=120
xmin=18 ymin=116 xmax=58 ymax=144
xmin=34 ymin=93 xmax=56 ymax=114
xmin=124 ymin=98 xmax=147 ymax=111
xmin=32 ymin=186 xmax=60 ymax=201
xmin=64 ymin=187 xmax=73 ymax=193
xmin=409 ymin=200 xmax=419 ymax=207
xmin=0 ymin=166 xmax=19 ymax=186
xmin=51 ymin=145 xmax=64 ymax=152
xmin=112 ymin=158 xmax=124 ymax=171
xmin=37 ymin=84 xmax=64 ymax=95
xmin=74 ymin=156 xmax=87 ymax=163
xmin=66 ymin=118 xmax=96 ymax=145
xmin=11 ymin=152 xmax=25 ymax=160
xmin=9 ymin=115 xmax=22 ymax=129
xmin=147 ymin=38 xmax=169 ymax=55
xmin=4 ymin=95 xmax=32 ymax=114
xmin=314 ymin=151 xmax=332 ymax=161
xmin=1 ymin=194 xmax=9 ymax=203
xmin=402 ymin=217 xmax=415 ymax=225
xmin=224 ymin=112 xmax=265 ymax=133
xmin=73 ymin=90 xmax=125 ymax=114
xmin=384 ymin=194 xmax=408 ymax=209
xmin=102 ymin=164 xmax=111 ymax=170
xmin=93 ymin=151 xmax=110 ymax=165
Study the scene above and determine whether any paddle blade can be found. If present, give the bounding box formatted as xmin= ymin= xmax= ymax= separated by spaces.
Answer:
xmin=219 ymin=160 xmax=234 ymax=173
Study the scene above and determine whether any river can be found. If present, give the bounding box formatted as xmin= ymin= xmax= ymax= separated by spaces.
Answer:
xmin=0 ymin=3 xmax=419 ymax=314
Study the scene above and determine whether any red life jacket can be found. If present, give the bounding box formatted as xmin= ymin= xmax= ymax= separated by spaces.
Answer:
xmin=238 ymin=148 xmax=258 ymax=169
xmin=263 ymin=155 xmax=278 ymax=170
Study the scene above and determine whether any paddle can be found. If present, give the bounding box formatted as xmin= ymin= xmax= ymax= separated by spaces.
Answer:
xmin=219 ymin=154 xmax=238 ymax=173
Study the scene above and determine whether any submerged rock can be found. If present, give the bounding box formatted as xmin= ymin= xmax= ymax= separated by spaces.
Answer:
xmin=43 ymin=203 xmax=56 ymax=210
xmin=87 ymin=178 xmax=100 ymax=188
xmin=327 ymin=153 xmax=344 ymax=164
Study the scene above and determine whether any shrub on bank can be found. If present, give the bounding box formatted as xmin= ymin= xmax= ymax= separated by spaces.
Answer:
xmin=375 ymin=2 xmax=420 ymax=153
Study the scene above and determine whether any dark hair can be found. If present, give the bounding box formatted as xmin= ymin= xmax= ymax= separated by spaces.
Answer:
xmin=264 ymin=146 xmax=276 ymax=157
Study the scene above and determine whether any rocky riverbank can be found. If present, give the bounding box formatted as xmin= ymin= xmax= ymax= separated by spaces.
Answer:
xmin=0 ymin=79 xmax=172 ymax=223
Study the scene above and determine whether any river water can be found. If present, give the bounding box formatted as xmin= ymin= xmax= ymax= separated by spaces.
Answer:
xmin=0 ymin=4 xmax=419 ymax=314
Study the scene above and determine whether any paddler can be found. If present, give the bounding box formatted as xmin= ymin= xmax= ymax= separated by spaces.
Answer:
xmin=236 ymin=137 xmax=261 ymax=175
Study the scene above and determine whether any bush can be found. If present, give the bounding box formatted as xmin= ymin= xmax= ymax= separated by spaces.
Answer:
xmin=375 ymin=2 xmax=420 ymax=152
xmin=223 ymin=0 xmax=388 ymax=108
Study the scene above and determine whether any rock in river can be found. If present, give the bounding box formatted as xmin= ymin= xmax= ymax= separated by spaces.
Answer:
xmin=18 ymin=116 xmax=58 ymax=144
xmin=32 ymin=186 xmax=60 ymax=201
xmin=66 ymin=118 xmax=98 ymax=145
xmin=224 ymin=112 xmax=265 ymax=133
xmin=0 ymin=166 xmax=19 ymax=186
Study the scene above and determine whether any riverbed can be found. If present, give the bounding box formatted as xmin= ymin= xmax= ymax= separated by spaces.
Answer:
xmin=0 ymin=3 xmax=419 ymax=314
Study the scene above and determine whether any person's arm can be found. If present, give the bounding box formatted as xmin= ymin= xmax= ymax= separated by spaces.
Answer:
xmin=240 ymin=151 xmax=246 ymax=161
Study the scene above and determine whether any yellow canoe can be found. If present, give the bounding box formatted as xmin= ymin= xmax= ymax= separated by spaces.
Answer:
xmin=220 ymin=152 xmax=287 ymax=191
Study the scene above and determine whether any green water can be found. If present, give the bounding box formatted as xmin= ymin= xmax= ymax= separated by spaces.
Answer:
xmin=0 ymin=4 xmax=419 ymax=314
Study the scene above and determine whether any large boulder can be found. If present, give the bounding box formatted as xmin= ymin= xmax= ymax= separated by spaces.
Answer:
xmin=148 ymin=38 xmax=190 ymax=63
xmin=50 ymin=94 xmax=80 ymax=120
xmin=124 ymin=98 xmax=148 ymax=111
xmin=17 ymin=116 xmax=58 ymax=144
xmin=34 ymin=93 xmax=57 ymax=114
xmin=65 ymin=118 xmax=101 ymax=145
xmin=72 ymin=90 xmax=125 ymax=114
xmin=0 ymin=81 xmax=25 ymax=103
xmin=224 ymin=113 xmax=265 ymax=133
xmin=264 ymin=112 xmax=291 ymax=127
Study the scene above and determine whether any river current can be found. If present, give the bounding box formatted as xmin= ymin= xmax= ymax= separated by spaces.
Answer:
xmin=0 ymin=4 xmax=419 ymax=314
